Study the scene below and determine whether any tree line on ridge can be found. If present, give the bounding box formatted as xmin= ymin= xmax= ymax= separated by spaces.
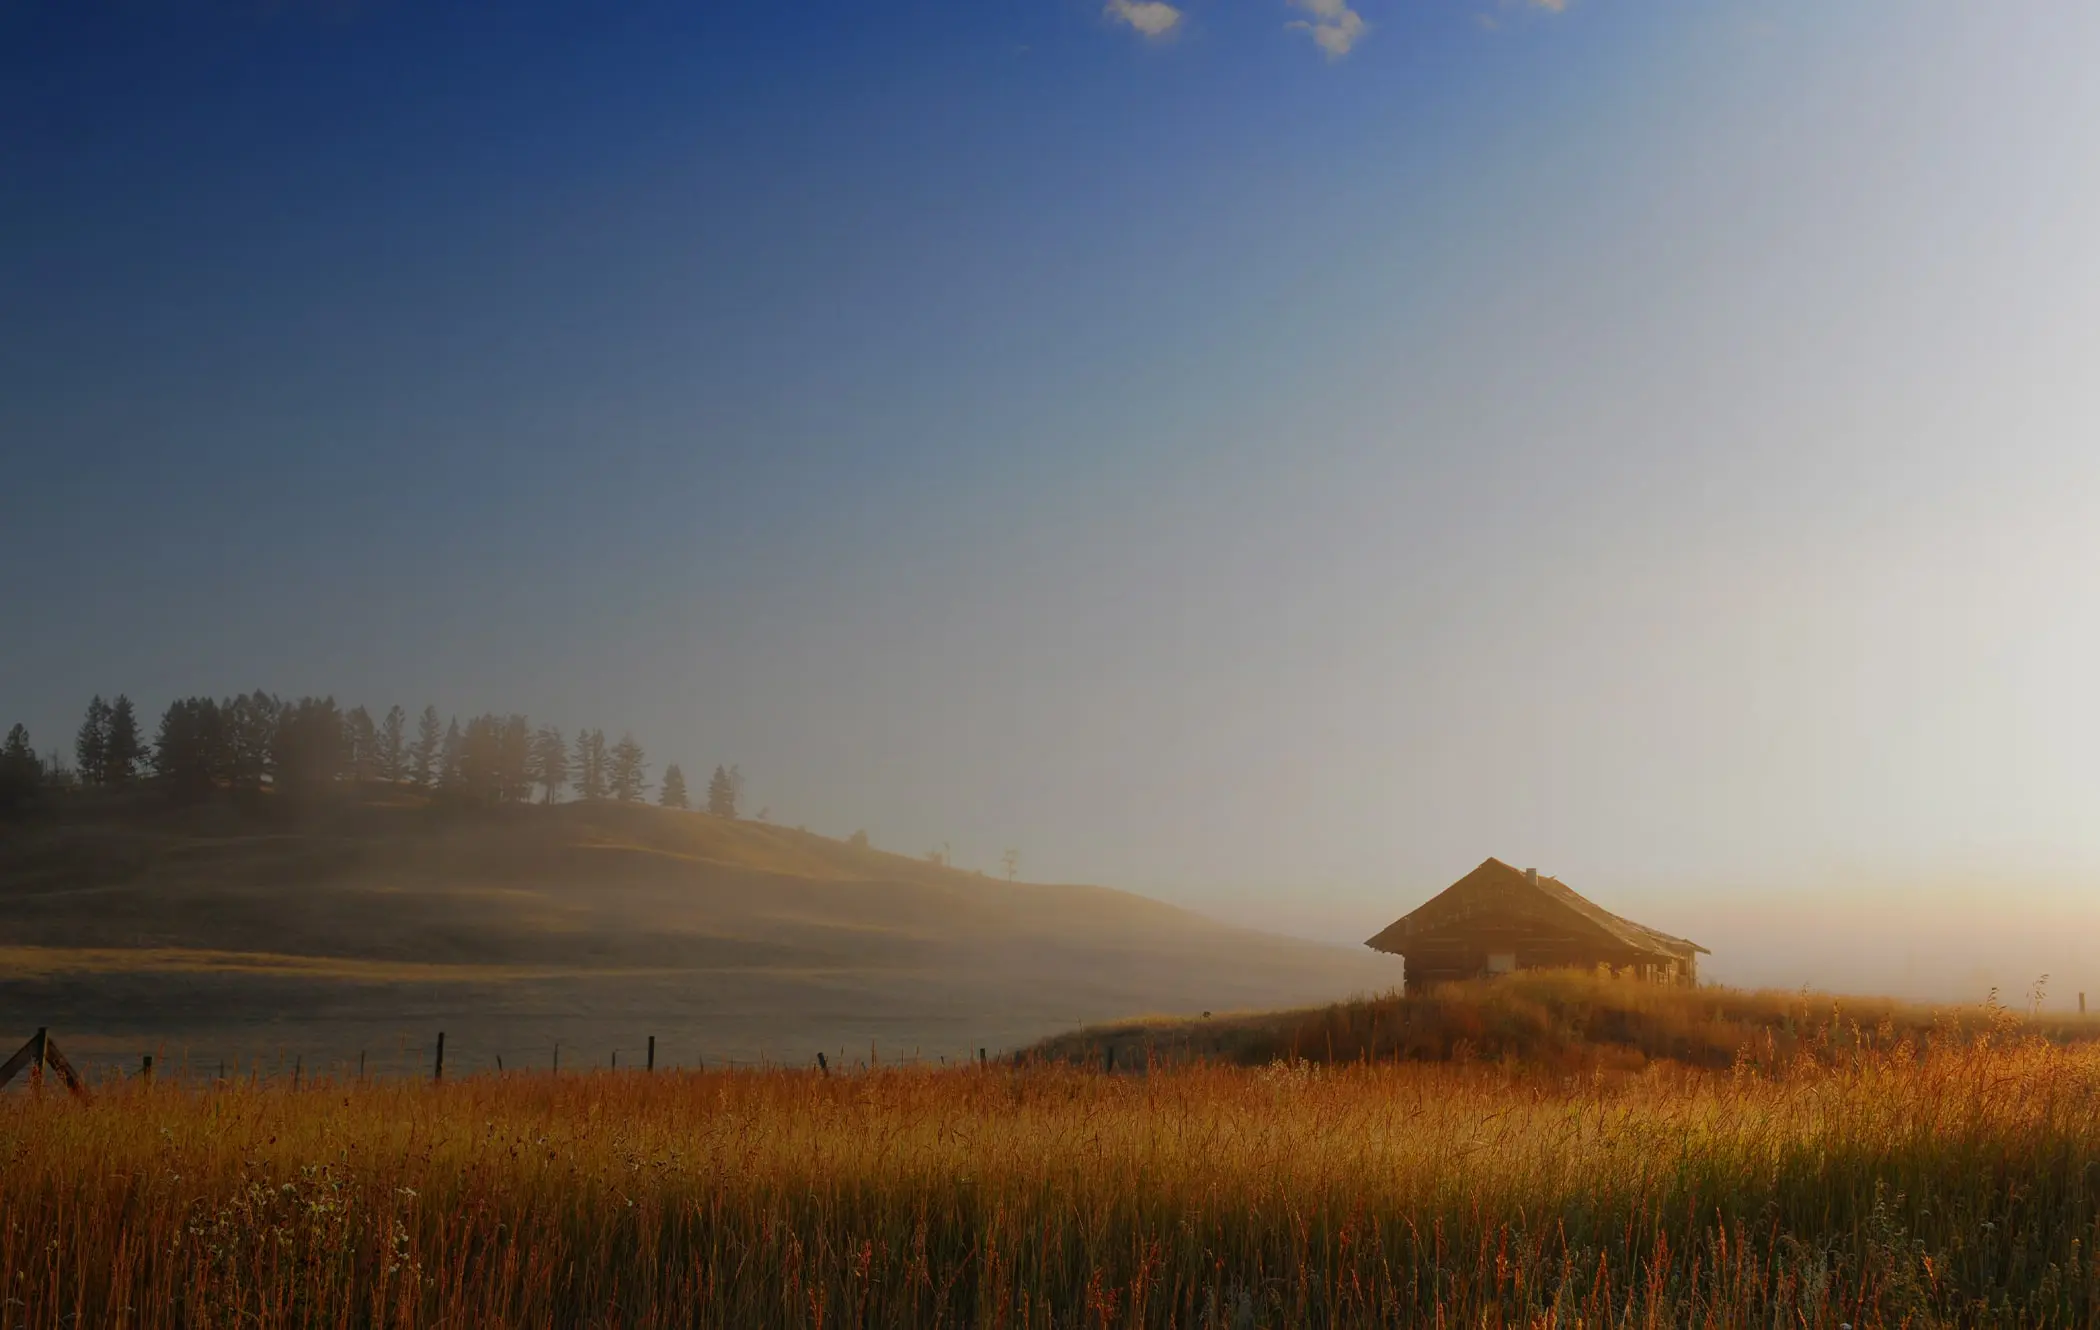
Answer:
xmin=0 ymin=692 xmax=745 ymax=819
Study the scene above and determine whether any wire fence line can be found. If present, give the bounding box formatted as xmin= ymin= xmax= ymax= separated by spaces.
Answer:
xmin=0 ymin=1027 xmax=1015 ymax=1094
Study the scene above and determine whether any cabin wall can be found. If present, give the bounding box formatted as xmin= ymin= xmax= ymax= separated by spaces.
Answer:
xmin=1397 ymin=920 xmax=1697 ymax=993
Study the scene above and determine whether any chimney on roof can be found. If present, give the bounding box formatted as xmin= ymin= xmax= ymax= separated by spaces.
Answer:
xmin=1526 ymin=867 xmax=1538 ymax=886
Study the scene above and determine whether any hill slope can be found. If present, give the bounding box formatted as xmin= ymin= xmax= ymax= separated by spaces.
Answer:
xmin=0 ymin=789 xmax=1395 ymax=1076
xmin=1026 ymin=968 xmax=2100 ymax=1072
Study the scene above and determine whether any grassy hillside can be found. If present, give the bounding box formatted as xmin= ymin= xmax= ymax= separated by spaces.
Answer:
xmin=0 ymin=787 xmax=1395 ymax=1075
xmin=1026 ymin=967 xmax=2100 ymax=1072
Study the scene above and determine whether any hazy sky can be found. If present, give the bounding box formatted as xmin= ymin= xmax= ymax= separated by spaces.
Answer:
xmin=6 ymin=2 xmax=2099 ymax=994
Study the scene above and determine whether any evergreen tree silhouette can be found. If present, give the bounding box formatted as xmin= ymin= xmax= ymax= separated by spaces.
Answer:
xmin=608 ymin=733 xmax=648 ymax=802
xmin=498 ymin=715 xmax=533 ymax=803
xmin=706 ymin=764 xmax=738 ymax=818
xmin=103 ymin=695 xmax=145 ymax=784
xmin=152 ymin=697 xmax=227 ymax=798
xmin=378 ymin=705 xmax=407 ymax=783
xmin=409 ymin=705 xmax=442 ymax=788
xmin=344 ymin=706 xmax=379 ymax=783
xmin=75 ymin=696 xmax=109 ymax=785
xmin=658 ymin=763 xmax=688 ymax=809
xmin=0 ymin=724 xmax=40 ymax=810
xmin=438 ymin=717 xmax=464 ymax=791
xmin=223 ymin=691 xmax=279 ymax=790
xmin=531 ymin=726 xmax=568 ymax=803
xmin=272 ymin=697 xmax=346 ymax=798
xmin=573 ymin=729 xmax=609 ymax=801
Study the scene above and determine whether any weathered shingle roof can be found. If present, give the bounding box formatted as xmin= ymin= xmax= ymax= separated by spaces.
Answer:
xmin=1365 ymin=857 xmax=1708 ymax=959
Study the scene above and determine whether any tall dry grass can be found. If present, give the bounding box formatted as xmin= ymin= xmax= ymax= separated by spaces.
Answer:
xmin=4 ymin=1028 xmax=2099 ymax=1326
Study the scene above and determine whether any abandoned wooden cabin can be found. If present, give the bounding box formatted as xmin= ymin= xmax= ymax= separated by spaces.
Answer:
xmin=1365 ymin=857 xmax=1708 ymax=994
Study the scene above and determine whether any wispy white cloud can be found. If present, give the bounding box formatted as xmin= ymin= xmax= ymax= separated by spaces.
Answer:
xmin=1287 ymin=0 xmax=1368 ymax=58
xmin=1105 ymin=0 xmax=1183 ymax=40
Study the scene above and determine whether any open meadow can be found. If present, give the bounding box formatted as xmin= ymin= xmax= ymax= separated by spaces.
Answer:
xmin=6 ymin=983 xmax=2100 ymax=1327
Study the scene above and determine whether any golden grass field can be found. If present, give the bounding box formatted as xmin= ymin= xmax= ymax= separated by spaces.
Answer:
xmin=6 ymin=978 xmax=2100 ymax=1327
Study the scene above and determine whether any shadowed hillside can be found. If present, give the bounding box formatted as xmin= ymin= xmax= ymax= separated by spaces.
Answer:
xmin=0 ymin=788 xmax=1395 ymax=1076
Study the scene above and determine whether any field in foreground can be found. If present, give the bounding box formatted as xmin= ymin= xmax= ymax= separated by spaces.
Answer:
xmin=6 ymin=1019 xmax=2100 ymax=1327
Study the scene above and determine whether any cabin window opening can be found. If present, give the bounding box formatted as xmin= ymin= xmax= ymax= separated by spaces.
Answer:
xmin=1486 ymin=952 xmax=1517 ymax=975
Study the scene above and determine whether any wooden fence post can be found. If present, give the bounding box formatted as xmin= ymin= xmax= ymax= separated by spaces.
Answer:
xmin=434 ymin=1032 xmax=445 ymax=1083
xmin=142 ymin=1054 xmax=153 ymax=1085
xmin=817 ymin=1051 xmax=829 ymax=1076
xmin=0 ymin=1030 xmax=46 ymax=1090
xmin=553 ymin=1042 xmax=559 ymax=1074
xmin=647 ymin=1036 xmax=655 ymax=1072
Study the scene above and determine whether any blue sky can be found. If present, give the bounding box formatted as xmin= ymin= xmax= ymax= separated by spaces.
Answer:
xmin=6 ymin=1 xmax=2100 ymax=994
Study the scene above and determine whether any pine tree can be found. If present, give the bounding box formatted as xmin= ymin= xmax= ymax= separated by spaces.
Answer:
xmin=103 ymin=695 xmax=144 ymax=784
xmin=75 ymin=696 xmax=109 ymax=785
xmin=658 ymin=763 xmax=687 ymax=809
xmin=457 ymin=716 xmax=499 ymax=800
xmin=378 ymin=706 xmax=407 ymax=783
xmin=531 ymin=726 xmax=568 ymax=803
xmin=498 ymin=715 xmax=533 ymax=803
xmin=706 ymin=764 xmax=738 ymax=818
xmin=272 ymin=696 xmax=346 ymax=797
xmin=439 ymin=717 xmax=464 ymax=791
xmin=608 ymin=734 xmax=648 ymax=802
xmin=344 ymin=706 xmax=379 ymax=784
xmin=0 ymin=724 xmax=40 ymax=810
xmin=223 ymin=691 xmax=279 ymax=790
xmin=572 ymin=729 xmax=608 ymax=801
xmin=153 ymin=697 xmax=227 ymax=797
xmin=409 ymin=705 xmax=442 ymax=788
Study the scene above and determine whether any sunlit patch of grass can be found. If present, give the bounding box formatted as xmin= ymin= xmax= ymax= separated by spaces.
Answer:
xmin=6 ymin=1020 xmax=2100 ymax=1326
xmin=1035 ymin=969 xmax=2100 ymax=1074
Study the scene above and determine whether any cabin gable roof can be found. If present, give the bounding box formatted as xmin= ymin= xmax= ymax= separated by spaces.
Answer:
xmin=1364 ymin=858 xmax=1708 ymax=961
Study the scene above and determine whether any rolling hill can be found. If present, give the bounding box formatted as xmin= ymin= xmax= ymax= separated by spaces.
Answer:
xmin=0 ymin=788 xmax=1396 ymax=1078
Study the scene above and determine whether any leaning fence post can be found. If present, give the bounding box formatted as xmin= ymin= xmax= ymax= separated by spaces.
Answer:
xmin=434 ymin=1032 xmax=445 ymax=1083
xmin=36 ymin=1035 xmax=88 ymax=1101
xmin=142 ymin=1054 xmax=153 ymax=1085
xmin=0 ymin=1031 xmax=45 ymax=1090
xmin=647 ymin=1036 xmax=655 ymax=1072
